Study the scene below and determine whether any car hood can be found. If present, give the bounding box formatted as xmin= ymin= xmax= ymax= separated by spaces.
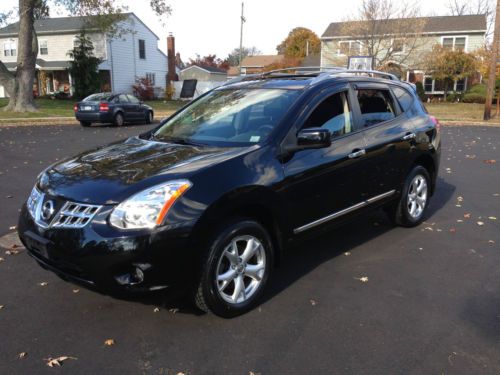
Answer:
xmin=41 ymin=136 xmax=253 ymax=204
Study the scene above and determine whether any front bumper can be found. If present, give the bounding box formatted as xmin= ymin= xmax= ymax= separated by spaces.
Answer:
xmin=18 ymin=204 xmax=197 ymax=294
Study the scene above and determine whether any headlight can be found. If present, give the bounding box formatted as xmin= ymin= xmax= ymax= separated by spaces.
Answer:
xmin=109 ymin=180 xmax=192 ymax=230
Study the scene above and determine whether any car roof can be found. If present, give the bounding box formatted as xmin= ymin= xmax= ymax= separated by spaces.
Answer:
xmin=220 ymin=67 xmax=415 ymax=93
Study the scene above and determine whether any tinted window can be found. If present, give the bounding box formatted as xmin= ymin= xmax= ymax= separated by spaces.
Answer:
xmin=118 ymin=94 xmax=129 ymax=103
xmin=356 ymin=89 xmax=396 ymax=127
xmin=303 ymin=92 xmax=353 ymax=138
xmin=83 ymin=93 xmax=112 ymax=102
xmin=127 ymin=95 xmax=140 ymax=104
xmin=392 ymin=86 xmax=413 ymax=112
xmin=153 ymin=89 xmax=301 ymax=146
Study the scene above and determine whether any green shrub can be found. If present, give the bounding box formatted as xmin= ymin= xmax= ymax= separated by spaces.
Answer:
xmin=467 ymin=83 xmax=486 ymax=96
xmin=462 ymin=93 xmax=486 ymax=103
xmin=446 ymin=91 xmax=464 ymax=102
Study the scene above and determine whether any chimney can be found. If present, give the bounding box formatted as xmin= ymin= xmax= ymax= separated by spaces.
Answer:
xmin=167 ymin=33 xmax=177 ymax=82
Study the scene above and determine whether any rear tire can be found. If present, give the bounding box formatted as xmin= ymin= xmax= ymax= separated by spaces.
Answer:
xmin=194 ymin=219 xmax=273 ymax=318
xmin=386 ymin=165 xmax=431 ymax=227
xmin=79 ymin=121 xmax=91 ymax=127
xmin=113 ymin=112 xmax=124 ymax=127
xmin=145 ymin=111 xmax=153 ymax=124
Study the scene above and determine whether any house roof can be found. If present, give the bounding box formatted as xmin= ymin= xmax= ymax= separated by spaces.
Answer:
xmin=227 ymin=66 xmax=240 ymax=76
xmin=181 ymin=65 xmax=227 ymax=74
xmin=241 ymin=55 xmax=284 ymax=68
xmin=3 ymin=59 xmax=70 ymax=71
xmin=0 ymin=12 xmax=161 ymax=40
xmin=322 ymin=14 xmax=487 ymax=38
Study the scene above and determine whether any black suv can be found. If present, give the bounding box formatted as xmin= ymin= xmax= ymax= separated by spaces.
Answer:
xmin=19 ymin=68 xmax=441 ymax=317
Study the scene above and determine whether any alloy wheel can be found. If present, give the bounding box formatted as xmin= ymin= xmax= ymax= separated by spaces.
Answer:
xmin=407 ymin=174 xmax=428 ymax=219
xmin=215 ymin=235 xmax=266 ymax=304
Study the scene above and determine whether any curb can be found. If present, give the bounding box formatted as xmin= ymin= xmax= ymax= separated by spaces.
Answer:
xmin=0 ymin=112 xmax=174 ymax=127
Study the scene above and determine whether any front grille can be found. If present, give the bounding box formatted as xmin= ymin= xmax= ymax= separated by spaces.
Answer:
xmin=51 ymin=202 xmax=102 ymax=229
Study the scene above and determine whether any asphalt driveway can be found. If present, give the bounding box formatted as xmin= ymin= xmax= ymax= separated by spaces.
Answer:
xmin=0 ymin=124 xmax=499 ymax=374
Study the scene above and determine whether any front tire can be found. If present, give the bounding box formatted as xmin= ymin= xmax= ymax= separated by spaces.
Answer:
xmin=387 ymin=165 xmax=431 ymax=227
xmin=194 ymin=219 xmax=273 ymax=318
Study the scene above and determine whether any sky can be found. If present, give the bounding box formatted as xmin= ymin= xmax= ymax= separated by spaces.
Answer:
xmin=0 ymin=0 xmax=458 ymax=61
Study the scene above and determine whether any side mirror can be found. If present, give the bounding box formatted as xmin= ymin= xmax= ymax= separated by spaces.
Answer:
xmin=296 ymin=128 xmax=331 ymax=149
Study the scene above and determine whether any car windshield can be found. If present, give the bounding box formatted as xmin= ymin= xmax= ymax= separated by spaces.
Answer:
xmin=84 ymin=93 xmax=112 ymax=102
xmin=152 ymin=88 xmax=301 ymax=146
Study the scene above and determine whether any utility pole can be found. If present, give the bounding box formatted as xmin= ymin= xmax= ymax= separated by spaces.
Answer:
xmin=239 ymin=2 xmax=246 ymax=75
xmin=484 ymin=0 xmax=500 ymax=120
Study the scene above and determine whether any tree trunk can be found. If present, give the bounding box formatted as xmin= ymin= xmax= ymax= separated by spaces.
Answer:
xmin=0 ymin=0 xmax=38 ymax=112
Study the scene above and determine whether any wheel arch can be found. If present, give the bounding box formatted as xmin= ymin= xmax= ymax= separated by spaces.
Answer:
xmin=412 ymin=154 xmax=437 ymax=195
xmin=190 ymin=186 xmax=288 ymax=267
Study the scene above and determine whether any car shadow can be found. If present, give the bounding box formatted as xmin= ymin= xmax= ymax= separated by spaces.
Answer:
xmin=102 ymin=177 xmax=456 ymax=316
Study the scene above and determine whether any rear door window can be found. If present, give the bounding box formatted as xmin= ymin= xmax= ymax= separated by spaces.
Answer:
xmin=302 ymin=91 xmax=353 ymax=139
xmin=392 ymin=86 xmax=414 ymax=112
xmin=356 ymin=89 xmax=397 ymax=127
xmin=118 ymin=94 xmax=129 ymax=103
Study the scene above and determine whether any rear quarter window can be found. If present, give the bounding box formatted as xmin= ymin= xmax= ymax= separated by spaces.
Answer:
xmin=392 ymin=86 xmax=414 ymax=112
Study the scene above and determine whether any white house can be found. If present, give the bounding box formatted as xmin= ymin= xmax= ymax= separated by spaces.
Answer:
xmin=0 ymin=13 xmax=168 ymax=98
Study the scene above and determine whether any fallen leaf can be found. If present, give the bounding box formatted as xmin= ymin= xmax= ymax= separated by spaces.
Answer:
xmin=418 ymin=247 xmax=424 ymax=251
xmin=153 ymin=307 xmax=160 ymax=312
xmin=344 ymin=251 xmax=351 ymax=256
xmin=463 ymin=213 xmax=471 ymax=219
xmin=0 ymin=305 xmax=4 ymax=310
xmin=18 ymin=352 xmax=27 ymax=359
xmin=457 ymin=196 xmax=464 ymax=202
xmin=5 ymin=250 xmax=19 ymax=255
xmin=309 ymin=299 xmax=317 ymax=306
xmin=456 ymin=219 xmax=463 ymax=223
xmin=449 ymin=228 xmax=456 ymax=233
xmin=0 ymin=257 xmax=4 ymax=262
xmin=489 ymin=240 xmax=496 ymax=244
xmin=477 ymin=221 xmax=485 ymax=226
xmin=355 ymin=276 xmax=369 ymax=283
xmin=484 ymin=159 xmax=497 ymax=164
xmin=488 ymin=216 xmax=497 ymax=220
xmin=38 ymin=282 xmax=48 ymax=286
xmin=169 ymin=308 xmax=179 ymax=314
xmin=104 ymin=339 xmax=115 ymax=346
xmin=45 ymin=356 xmax=77 ymax=367
xmin=8 ymin=226 xmax=16 ymax=230
xmin=72 ymin=289 xmax=80 ymax=293
xmin=424 ymin=227 xmax=434 ymax=231
xmin=455 ymin=204 xmax=462 ymax=208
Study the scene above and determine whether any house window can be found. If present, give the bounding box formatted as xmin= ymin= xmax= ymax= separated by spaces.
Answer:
xmin=423 ymin=77 xmax=467 ymax=93
xmin=392 ymin=39 xmax=405 ymax=53
xmin=424 ymin=77 xmax=433 ymax=92
xmin=39 ymin=40 xmax=48 ymax=55
xmin=338 ymin=41 xmax=361 ymax=56
xmin=442 ymin=36 xmax=467 ymax=51
xmin=146 ymin=73 xmax=155 ymax=85
xmin=139 ymin=39 xmax=146 ymax=59
xmin=3 ymin=41 xmax=16 ymax=57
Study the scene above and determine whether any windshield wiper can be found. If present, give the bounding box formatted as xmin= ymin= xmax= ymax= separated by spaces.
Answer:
xmin=151 ymin=134 xmax=206 ymax=147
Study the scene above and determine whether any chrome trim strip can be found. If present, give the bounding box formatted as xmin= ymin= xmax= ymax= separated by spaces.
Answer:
xmin=294 ymin=190 xmax=396 ymax=234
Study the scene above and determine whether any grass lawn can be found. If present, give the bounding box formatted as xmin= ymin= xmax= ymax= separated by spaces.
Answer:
xmin=0 ymin=98 xmax=185 ymax=119
xmin=0 ymin=98 xmax=493 ymax=123
xmin=425 ymin=102 xmax=486 ymax=121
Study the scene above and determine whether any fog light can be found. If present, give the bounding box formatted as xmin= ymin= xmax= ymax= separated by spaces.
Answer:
xmin=115 ymin=266 xmax=145 ymax=286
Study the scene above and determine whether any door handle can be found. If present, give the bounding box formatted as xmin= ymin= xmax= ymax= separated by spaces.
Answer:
xmin=348 ymin=149 xmax=366 ymax=159
xmin=402 ymin=132 xmax=416 ymax=141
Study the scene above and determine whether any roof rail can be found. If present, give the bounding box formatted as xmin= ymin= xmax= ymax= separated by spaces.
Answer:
xmin=220 ymin=66 xmax=400 ymax=87
xmin=328 ymin=69 xmax=400 ymax=81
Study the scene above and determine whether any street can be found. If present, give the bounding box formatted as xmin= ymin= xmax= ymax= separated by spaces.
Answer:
xmin=0 ymin=123 xmax=499 ymax=374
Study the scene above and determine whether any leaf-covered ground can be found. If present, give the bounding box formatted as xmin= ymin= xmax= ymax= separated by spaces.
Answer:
xmin=0 ymin=124 xmax=498 ymax=374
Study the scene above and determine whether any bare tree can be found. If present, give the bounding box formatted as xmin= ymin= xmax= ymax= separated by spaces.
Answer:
xmin=448 ymin=0 xmax=494 ymax=37
xmin=339 ymin=0 xmax=427 ymax=69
